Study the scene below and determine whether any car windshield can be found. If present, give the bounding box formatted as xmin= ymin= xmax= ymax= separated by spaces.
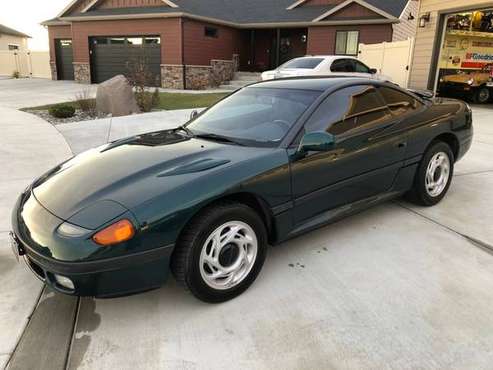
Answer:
xmin=186 ymin=87 xmax=321 ymax=147
xmin=281 ymin=58 xmax=324 ymax=70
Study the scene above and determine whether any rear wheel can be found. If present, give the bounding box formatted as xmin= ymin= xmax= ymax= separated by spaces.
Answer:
xmin=473 ymin=86 xmax=490 ymax=104
xmin=406 ymin=141 xmax=454 ymax=206
xmin=171 ymin=202 xmax=267 ymax=303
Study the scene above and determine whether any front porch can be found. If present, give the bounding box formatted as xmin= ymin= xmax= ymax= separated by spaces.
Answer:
xmin=238 ymin=28 xmax=308 ymax=72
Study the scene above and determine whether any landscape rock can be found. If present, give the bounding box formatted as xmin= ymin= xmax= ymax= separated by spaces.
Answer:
xmin=96 ymin=75 xmax=140 ymax=117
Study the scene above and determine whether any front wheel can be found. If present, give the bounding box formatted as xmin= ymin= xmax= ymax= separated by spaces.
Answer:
xmin=171 ymin=202 xmax=267 ymax=303
xmin=406 ymin=141 xmax=454 ymax=206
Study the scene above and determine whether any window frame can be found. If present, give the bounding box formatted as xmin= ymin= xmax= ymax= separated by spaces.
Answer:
xmin=8 ymin=44 xmax=20 ymax=51
xmin=301 ymin=84 xmax=394 ymax=140
xmin=335 ymin=30 xmax=360 ymax=56
xmin=377 ymin=85 xmax=424 ymax=116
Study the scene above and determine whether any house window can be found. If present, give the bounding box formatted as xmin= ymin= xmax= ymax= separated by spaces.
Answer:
xmin=204 ymin=26 xmax=218 ymax=38
xmin=335 ymin=31 xmax=359 ymax=55
xmin=8 ymin=44 xmax=19 ymax=50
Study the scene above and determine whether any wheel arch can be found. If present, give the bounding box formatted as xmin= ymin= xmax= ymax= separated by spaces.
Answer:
xmin=177 ymin=192 xmax=277 ymax=246
xmin=429 ymin=132 xmax=460 ymax=162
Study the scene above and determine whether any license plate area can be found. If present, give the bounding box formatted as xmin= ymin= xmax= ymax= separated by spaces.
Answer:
xmin=9 ymin=232 xmax=25 ymax=263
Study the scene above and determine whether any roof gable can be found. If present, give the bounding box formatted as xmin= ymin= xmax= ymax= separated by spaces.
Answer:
xmin=316 ymin=2 xmax=385 ymax=21
xmin=312 ymin=0 xmax=397 ymax=22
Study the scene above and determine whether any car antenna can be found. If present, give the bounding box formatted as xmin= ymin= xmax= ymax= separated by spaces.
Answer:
xmin=106 ymin=114 xmax=113 ymax=143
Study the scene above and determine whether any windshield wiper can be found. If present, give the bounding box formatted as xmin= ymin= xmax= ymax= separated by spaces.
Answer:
xmin=194 ymin=133 xmax=244 ymax=146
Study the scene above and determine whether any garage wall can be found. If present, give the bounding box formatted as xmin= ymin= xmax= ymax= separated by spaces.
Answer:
xmin=306 ymin=24 xmax=393 ymax=55
xmin=183 ymin=20 xmax=240 ymax=65
xmin=48 ymin=25 xmax=72 ymax=62
xmin=70 ymin=18 xmax=182 ymax=64
xmin=409 ymin=0 xmax=493 ymax=90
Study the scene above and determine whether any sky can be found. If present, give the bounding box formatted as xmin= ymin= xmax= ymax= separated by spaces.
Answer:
xmin=1 ymin=0 xmax=69 ymax=50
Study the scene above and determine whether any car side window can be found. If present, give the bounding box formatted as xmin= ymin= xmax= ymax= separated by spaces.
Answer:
xmin=354 ymin=60 xmax=370 ymax=74
xmin=330 ymin=59 xmax=355 ymax=73
xmin=305 ymin=85 xmax=392 ymax=136
xmin=378 ymin=87 xmax=423 ymax=116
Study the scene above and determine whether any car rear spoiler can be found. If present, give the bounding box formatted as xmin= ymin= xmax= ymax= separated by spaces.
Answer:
xmin=407 ymin=89 xmax=434 ymax=100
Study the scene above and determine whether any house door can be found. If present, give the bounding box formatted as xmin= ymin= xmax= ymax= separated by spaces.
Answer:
xmin=55 ymin=39 xmax=74 ymax=81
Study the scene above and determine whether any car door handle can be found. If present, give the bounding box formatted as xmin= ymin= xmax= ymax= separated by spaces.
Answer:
xmin=396 ymin=142 xmax=407 ymax=149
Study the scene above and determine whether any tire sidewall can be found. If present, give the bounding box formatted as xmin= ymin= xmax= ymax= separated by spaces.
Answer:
xmin=416 ymin=142 xmax=454 ymax=206
xmin=186 ymin=205 xmax=267 ymax=302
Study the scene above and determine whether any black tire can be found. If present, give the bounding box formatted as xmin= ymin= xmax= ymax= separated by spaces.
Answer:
xmin=473 ymin=86 xmax=490 ymax=104
xmin=406 ymin=141 xmax=454 ymax=206
xmin=171 ymin=201 xmax=268 ymax=303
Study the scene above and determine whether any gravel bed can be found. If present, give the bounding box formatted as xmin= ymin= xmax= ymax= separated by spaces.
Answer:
xmin=24 ymin=109 xmax=102 ymax=125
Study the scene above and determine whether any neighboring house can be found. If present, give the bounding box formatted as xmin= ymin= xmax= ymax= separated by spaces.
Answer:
xmin=0 ymin=24 xmax=30 ymax=51
xmin=43 ymin=0 xmax=416 ymax=89
xmin=409 ymin=0 xmax=493 ymax=92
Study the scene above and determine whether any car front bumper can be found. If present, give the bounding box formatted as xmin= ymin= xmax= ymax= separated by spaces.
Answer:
xmin=12 ymin=232 xmax=174 ymax=298
xmin=10 ymin=190 xmax=174 ymax=298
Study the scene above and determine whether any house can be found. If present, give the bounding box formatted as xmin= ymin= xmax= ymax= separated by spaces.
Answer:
xmin=0 ymin=24 xmax=30 ymax=51
xmin=43 ymin=0 xmax=416 ymax=89
xmin=409 ymin=0 xmax=493 ymax=92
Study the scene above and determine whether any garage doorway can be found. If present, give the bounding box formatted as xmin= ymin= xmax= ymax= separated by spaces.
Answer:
xmin=434 ymin=8 xmax=493 ymax=103
xmin=55 ymin=39 xmax=74 ymax=80
xmin=89 ymin=36 xmax=161 ymax=86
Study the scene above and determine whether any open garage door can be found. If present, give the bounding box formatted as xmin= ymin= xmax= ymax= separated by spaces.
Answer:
xmin=436 ymin=8 xmax=493 ymax=104
xmin=90 ymin=36 xmax=161 ymax=86
xmin=55 ymin=39 xmax=74 ymax=81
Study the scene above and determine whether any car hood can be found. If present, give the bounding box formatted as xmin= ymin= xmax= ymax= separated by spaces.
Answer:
xmin=32 ymin=130 xmax=275 ymax=225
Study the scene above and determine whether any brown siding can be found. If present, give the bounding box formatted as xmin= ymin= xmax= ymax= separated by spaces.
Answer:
xmin=307 ymin=24 xmax=393 ymax=54
xmin=48 ymin=25 xmax=72 ymax=62
xmin=183 ymin=20 xmax=239 ymax=65
xmin=98 ymin=0 xmax=166 ymax=9
xmin=301 ymin=0 xmax=345 ymax=6
xmin=323 ymin=3 xmax=386 ymax=20
xmin=70 ymin=18 xmax=182 ymax=64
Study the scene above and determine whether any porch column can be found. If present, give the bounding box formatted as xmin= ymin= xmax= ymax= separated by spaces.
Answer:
xmin=275 ymin=28 xmax=281 ymax=67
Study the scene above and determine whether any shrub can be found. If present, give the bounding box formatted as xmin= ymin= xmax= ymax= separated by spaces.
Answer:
xmin=49 ymin=104 xmax=75 ymax=119
xmin=12 ymin=71 xmax=20 ymax=79
xmin=75 ymin=90 xmax=97 ymax=117
xmin=127 ymin=55 xmax=161 ymax=112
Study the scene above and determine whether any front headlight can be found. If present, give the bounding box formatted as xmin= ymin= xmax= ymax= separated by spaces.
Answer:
xmin=467 ymin=79 xmax=474 ymax=85
xmin=57 ymin=222 xmax=91 ymax=238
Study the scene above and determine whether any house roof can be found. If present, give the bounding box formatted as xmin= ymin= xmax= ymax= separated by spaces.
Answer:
xmin=46 ymin=0 xmax=410 ymax=26
xmin=0 ymin=24 xmax=30 ymax=38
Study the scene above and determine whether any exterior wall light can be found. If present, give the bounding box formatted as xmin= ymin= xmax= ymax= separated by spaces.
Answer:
xmin=419 ymin=12 xmax=431 ymax=28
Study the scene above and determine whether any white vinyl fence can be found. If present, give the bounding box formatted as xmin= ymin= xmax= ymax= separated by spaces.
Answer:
xmin=358 ymin=38 xmax=414 ymax=88
xmin=0 ymin=50 xmax=51 ymax=79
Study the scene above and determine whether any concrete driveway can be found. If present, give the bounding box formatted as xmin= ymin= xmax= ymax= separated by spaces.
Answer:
xmin=0 ymin=78 xmax=96 ymax=109
xmin=2 ymin=77 xmax=493 ymax=370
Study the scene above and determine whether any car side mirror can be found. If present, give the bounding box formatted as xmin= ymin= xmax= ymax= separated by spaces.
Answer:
xmin=190 ymin=110 xmax=199 ymax=120
xmin=299 ymin=132 xmax=335 ymax=153
xmin=369 ymin=68 xmax=378 ymax=74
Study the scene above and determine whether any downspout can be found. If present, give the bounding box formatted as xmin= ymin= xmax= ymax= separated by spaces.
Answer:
xmin=181 ymin=17 xmax=187 ymax=89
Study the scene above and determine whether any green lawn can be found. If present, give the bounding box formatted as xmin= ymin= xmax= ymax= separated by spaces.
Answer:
xmin=24 ymin=92 xmax=229 ymax=112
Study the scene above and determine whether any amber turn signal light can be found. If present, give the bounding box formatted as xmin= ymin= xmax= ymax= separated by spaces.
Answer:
xmin=92 ymin=219 xmax=135 ymax=246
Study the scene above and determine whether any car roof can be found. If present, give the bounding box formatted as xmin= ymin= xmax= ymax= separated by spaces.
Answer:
xmin=248 ymin=76 xmax=380 ymax=92
xmin=291 ymin=55 xmax=358 ymax=61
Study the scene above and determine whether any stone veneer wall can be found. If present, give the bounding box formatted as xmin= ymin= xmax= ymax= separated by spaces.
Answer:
xmin=50 ymin=62 xmax=58 ymax=81
xmin=161 ymin=56 xmax=237 ymax=89
xmin=210 ymin=60 xmax=234 ymax=87
xmin=73 ymin=62 xmax=91 ymax=84
xmin=185 ymin=65 xmax=212 ymax=90
xmin=161 ymin=65 xmax=184 ymax=89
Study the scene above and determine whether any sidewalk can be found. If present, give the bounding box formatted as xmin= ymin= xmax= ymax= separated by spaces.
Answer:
xmin=0 ymin=107 xmax=72 ymax=368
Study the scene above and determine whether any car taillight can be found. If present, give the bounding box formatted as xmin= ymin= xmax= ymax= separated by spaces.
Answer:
xmin=92 ymin=219 xmax=135 ymax=246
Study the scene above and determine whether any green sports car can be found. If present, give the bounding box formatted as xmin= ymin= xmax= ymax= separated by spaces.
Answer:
xmin=10 ymin=77 xmax=473 ymax=302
